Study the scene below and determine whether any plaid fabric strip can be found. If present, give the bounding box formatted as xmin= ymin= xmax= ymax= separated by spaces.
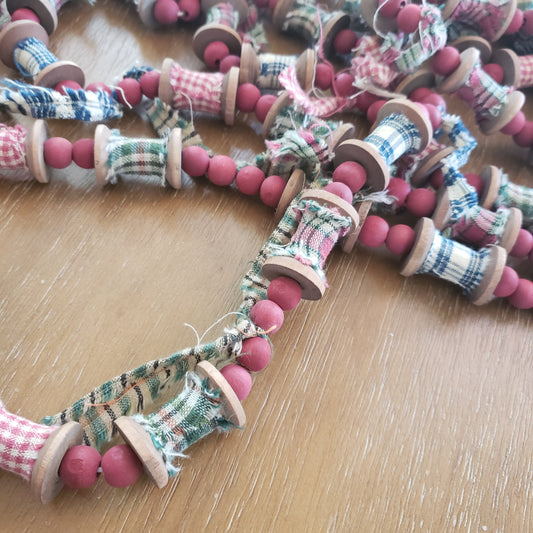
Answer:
xmin=206 ymin=2 xmax=239 ymax=29
xmin=449 ymin=0 xmax=511 ymax=41
xmin=122 ymin=65 xmax=154 ymax=82
xmin=282 ymin=0 xmax=333 ymax=43
xmin=396 ymin=139 xmax=446 ymax=183
xmin=257 ymin=53 xmax=295 ymax=90
xmin=351 ymin=35 xmax=399 ymax=89
xmin=133 ymin=371 xmax=234 ymax=476
xmin=0 ymin=124 xmax=27 ymax=170
xmin=439 ymin=113 xmax=477 ymax=169
xmin=343 ymin=0 xmax=362 ymax=17
xmin=495 ymin=172 xmax=533 ymax=222
xmin=416 ymin=231 xmax=490 ymax=295
xmin=0 ymin=401 xmax=57 ymax=481
xmin=169 ymin=62 xmax=223 ymax=115
xmin=518 ymin=55 xmax=533 ymax=89
xmin=365 ymin=113 xmax=422 ymax=167
xmin=14 ymin=37 xmax=58 ymax=77
xmin=517 ymin=0 xmax=533 ymax=9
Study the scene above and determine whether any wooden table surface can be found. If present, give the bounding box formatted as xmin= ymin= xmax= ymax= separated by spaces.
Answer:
xmin=1 ymin=2 xmax=533 ymax=531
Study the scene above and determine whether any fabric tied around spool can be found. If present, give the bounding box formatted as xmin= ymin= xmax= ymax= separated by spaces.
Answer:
xmin=206 ymin=2 xmax=240 ymax=29
xmin=13 ymin=37 xmax=58 ymax=78
xmin=282 ymin=0 xmax=336 ymax=42
xmin=0 ymin=123 xmax=27 ymax=172
xmin=495 ymin=172 xmax=533 ymax=223
xmin=257 ymin=53 xmax=295 ymax=90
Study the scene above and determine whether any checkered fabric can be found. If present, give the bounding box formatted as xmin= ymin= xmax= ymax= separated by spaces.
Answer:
xmin=416 ymin=230 xmax=491 ymax=296
xmin=282 ymin=0 xmax=335 ymax=43
xmin=132 ymin=370 xmax=235 ymax=476
xmin=0 ymin=401 xmax=57 ymax=481
xmin=518 ymin=55 xmax=533 ymax=90
xmin=439 ymin=113 xmax=477 ymax=170
xmin=495 ymin=172 xmax=533 ymax=223
xmin=257 ymin=53 xmax=295 ymax=90
xmin=351 ymin=35 xmax=399 ymax=89
xmin=343 ymin=0 xmax=362 ymax=17
xmin=0 ymin=80 xmax=122 ymax=121
xmin=238 ymin=4 xmax=268 ymax=52
xmin=168 ymin=62 xmax=223 ymax=115
xmin=206 ymin=2 xmax=239 ymax=29
xmin=0 ymin=124 xmax=27 ymax=170
xmin=14 ymin=37 xmax=58 ymax=78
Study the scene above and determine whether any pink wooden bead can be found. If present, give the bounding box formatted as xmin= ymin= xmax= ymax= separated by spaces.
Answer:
xmin=44 ymin=137 xmax=73 ymax=169
xmin=432 ymin=47 xmax=460 ymax=76
xmin=429 ymin=168 xmax=444 ymax=189
xmin=366 ymin=99 xmax=387 ymax=124
xmin=385 ymin=224 xmax=415 ymax=256
xmin=268 ymin=0 xmax=278 ymax=8
xmin=334 ymin=73 xmax=355 ymax=97
xmin=314 ymin=63 xmax=334 ymax=91
xmin=117 ymin=78 xmax=142 ymax=107
xmin=260 ymin=175 xmax=286 ymax=207
xmin=378 ymin=0 xmax=404 ymax=18
xmin=464 ymin=173 xmax=483 ymax=196
xmin=419 ymin=93 xmax=447 ymax=111
xmin=397 ymin=3 xmax=421 ymax=33
xmin=235 ymin=166 xmax=265 ymax=195
xmin=523 ymin=10 xmax=533 ymax=35
xmin=355 ymin=91 xmax=379 ymax=113
xmin=254 ymin=94 xmax=276 ymax=123
xmin=332 ymin=161 xmax=367 ymax=193
xmin=510 ymin=229 xmax=533 ymax=258
xmin=140 ymin=70 xmax=160 ymax=99
xmin=236 ymin=83 xmax=261 ymax=113
xmin=237 ymin=337 xmax=272 ymax=372
xmin=500 ymin=111 xmax=525 ymax=136
xmin=101 ymin=444 xmax=144 ymax=488
xmin=219 ymin=55 xmax=241 ymax=73
xmin=505 ymin=8 xmax=523 ymax=33
xmin=72 ymin=138 xmax=95 ymax=169
xmin=182 ymin=146 xmax=210 ymax=177
xmin=154 ymin=0 xmax=180 ymax=24
xmin=513 ymin=121 xmax=533 ymax=148
xmin=178 ymin=0 xmax=201 ymax=20
xmin=359 ymin=215 xmax=389 ymax=248
xmin=207 ymin=155 xmax=236 ymax=186
xmin=204 ymin=41 xmax=229 ymax=69
xmin=250 ymin=299 xmax=284 ymax=334
xmin=324 ymin=182 xmax=354 ymax=204
xmin=422 ymin=103 xmax=442 ymax=130
xmin=85 ymin=82 xmax=112 ymax=95
xmin=405 ymin=188 xmax=436 ymax=218
xmin=255 ymin=0 xmax=270 ymax=6
xmin=59 ymin=445 xmax=101 ymax=490
xmin=387 ymin=177 xmax=411 ymax=208
xmin=409 ymin=87 xmax=433 ymax=101
xmin=54 ymin=80 xmax=82 ymax=94
xmin=267 ymin=276 xmax=302 ymax=310
xmin=333 ymin=29 xmax=358 ymax=55
xmin=483 ymin=63 xmax=504 ymax=84
xmin=220 ymin=364 xmax=252 ymax=401
xmin=508 ymin=278 xmax=533 ymax=309
xmin=11 ymin=8 xmax=40 ymax=23
xmin=493 ymin=266 xmax=519 ymax=298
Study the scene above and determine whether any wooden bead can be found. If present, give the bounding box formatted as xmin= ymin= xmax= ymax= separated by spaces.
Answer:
xmin=59 ymin=445 xmax=101 ymax=490
xmin=139 ymin=70 xmax=161 ymax=99
xmin=493 ymin=266 xmax=519 ymax=298
xmin=385 ymin=224 xmax=416 ymax=256
xmin=178 ymin=0 xmax=201 ymax=20
xmin=387 ymin=177 xmax=410 ymax=209
xmin=510 ymin=229 xmax=533 ymax=258
xmin=182 ymin=146 xmax=210 ymax=177
xmin=513 ymin=121 xmax=533 ymax=148
xmin=207 ymin=154 xmax=236 ymax=186
xmin=219 ymin=54 xmax=241 ymax=73
xmin=116 ymin=78 xmax=143 ymax=107
xmin=43 ymin=137 xmax=73 ymax=169
xmin=72 ymin=138 xmax=95 ymax=169
xmin=153 ymin=0 xmax=180 ymax=25
xmin=333 ymin=28 xmax=358 ymax=55
xmin=11 ymin=8 xmax=40 ymax=23
xmin=508 ymin=279 xmax=533 ymax=309
xmin=254 ymin=94 xmax=276 ymax=123
xmin=101 ymin=444 xmax=144 ymax=488
xmin=323 ymin=182 xmax=353 ymax=204
xmin=406 ymin=188 xmax=437 ymax=218
xmin=359 ymin=215 xmax=389 ymax=248
xmin=238 ymin=337 xmax=272 ymax=372
xmin=235 ymin=166 xmax=265 ymax=196
xmin=204 ymin=41 xmax=229 ymax=69
xmin=314 ymin=62 xmax=333 ymax=91
xmin=236 ymin=83 xmax=260 ymax=113
xmin=396 ymin=3 xmax=421 ymax=33
xmin=260 ymin=175 xmax=286 ymax=207
xmin=250 ymin=299 xmax=284 ymax=334
xmin=220 ymin=364 xmax=252 ymax=401
xmin=267 ymin=276 xmax=302 ymax=310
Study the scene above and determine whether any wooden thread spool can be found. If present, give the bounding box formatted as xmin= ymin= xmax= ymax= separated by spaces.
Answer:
xmin=360 ymin=0 xmax=400 ymax=35
xmin=450 ymin=36 xmax=493 ymax=64
xmin=334 ymin=99 xmax=433 ymax=192
xmin=114 ymin=360 xmax=245 ymax=489
xmin=438 ymin=47 xmax=525 ymax=135
xmin=94 ymin=125 xmax=182 ymax=188
xmin=0 ymin=401 xmax=83 ymax=503
xmin=192 ymin=0 xmax=248 ymax=61
xmin=262 ymin=190 xmax=359 ymax=300
xmin=6 ymin=0 xmax=58 ymax=34
xmin=158 ymin=59 xmax=239 ymax=125
xmin=492 ymin=48 xmax=533 ymax=90
xmin=0 ymin=21 xmax=84 ymax=88
xmin=239 ymin=42 xmax=316 ymax=91
xmin=400 ymin=217 xmax=506 ymax=305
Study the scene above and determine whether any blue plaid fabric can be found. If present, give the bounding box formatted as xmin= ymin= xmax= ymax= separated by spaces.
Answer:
xmin=439 ymin=113 xmax=477 ymax=170
xmin=14 ymin=37 xmax=58 ymax=77
xmin=257 ymin=54 xmax=294 ymax=90
xmin=122 ymin=65 xmax=154 ymax=81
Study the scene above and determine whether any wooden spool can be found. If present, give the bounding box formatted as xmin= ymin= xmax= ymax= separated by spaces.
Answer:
xmin=479 ymin=165 xmax=501 ymax=209
xmin=137 ymin=0 xmax=160 ymax=29
xmin=360 ymin=0 xmax=398 ymax=34
xmin=0 ymin=20 xmax=49 ymax=69
xmin=451 ymin=36 xmax=492 ymax=64
xmin=492 ymin=48 xmax=521 ymax=88
xmin=410 ymin=146 xmax=455 ymax=187
xmin=26 ymin=119 xmax=49 ymax=184
xmin=221 ymin=66 xmax=239 ymax=126
xmin=6 ymin=0 xmax=58 ymax=34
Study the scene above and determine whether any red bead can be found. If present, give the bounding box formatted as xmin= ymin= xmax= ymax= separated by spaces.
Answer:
xmin=314 ymin=63 xmax=334 ymax=91
xmin=505 ymin=8 xmax=523 ymax=34
xmin=332 ymin=161 xmax=367 ymax=193
xmin=508 ymin=278 xmax=533 ymax=309
xmin=483 ymin=63 xmax=504 ymax=84
xmin=333 ymin=29 xmax=358 ymax=55
xmin=250 ymin=299 xmax=284 ymax=334
xmin=324 ymin=182 xmax=354 ymax=204
xmin=464 ymin=173 xmax=483 ymax=196
xmin=238 ymin=337 xmax=272 ymax=372
xmin=59 ymin=445 xmax=101 ymax=490
xmin=268 ymin=0 xmax=278 ymax=8
xmin=54 ymin=80 xmax=82 ymax=94
xmin=334 ymin=73 xmax=355 ymax=97
xmin=523 ymin=10 xmax=533 ymax=35
xmin=204 ymin=41 xmax=229 ymax=69
xmin=219 ymin=54 xmax=241 ymax=73
xmin=153 ymin=0 xmax=180 ymax=24
xmin=85 ymin=82 xmax=111 ymax=95
xmin=44 ymin=137 xmax=73 ymax=169
xmin=182 ymin=146 xmax=210 ymax=177
xmin=510 ymin=229 xmax=533 ymax=258
xmin=236 ymin=166 xmax=265 ymax=195
xmin=207 ymin=155 xmax=236 ymax=186
xmin=378 ymin=0 xmax=403 ymax=18
xmin=500 ymin=111 xmax=526 ymax=136
xmin=260 ymin=175 xmax=286 ymax=207
xmin=432 ymin=47 xmax=460 ymax=76
xmin=254 ymin=0 xmax=270 ymax=6
xmin=397 ymin=4 xmax=421 ymax=33
xmin=405 ymin=188 xmax=437 ymax=218
xmin=72 ymin=138 xmax=95 ymax=169
xmin=387 ymin=177 xmax=411 ymax=208
xmin=429 ymin=168 xmax=444 ymax=189
xmin=117 ymin=78 xmax=142 ymax=107
xmin=139 ymin=70 xmax=160 ymax=99
xmin=267 ymin=276 xmax=302 ymax=310
xmin=422 ymin=103 xmax=442 ymax=130
xmin=409 ymin=87 xmax=433 ymax=102
xmin=358 ymin=215 xmax=389 ymax=248
xmin=419 ymin=92 xmax=446 ymax=111
xmin=11 ymin=8 xmax=40 ymax=23
xmin=366 ymin=99 xmax=387 ymax=124
xmin=101 ymin=444 xmax=143 ymax=488
xmin=254 ymin=94 xmax=276 ymax=123
xmin=385 ymin=224 xmax=415 ymax=256
xmin=493 ymin=266 xmax=519 ymax=298
xmin=236 ymin=83 xmax=261 ymax=113
xmin=220 ymin=364 xmax=252 ymax=401
xmin=178 ymin=0 xmax=201 ymax=20
xmin=355 ymin=91 xmax=379 ymax=113
xmin=513 ymin=121 xmax=533 ymax=148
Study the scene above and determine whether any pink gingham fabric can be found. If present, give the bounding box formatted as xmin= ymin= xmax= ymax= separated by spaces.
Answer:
xmin=0 ymin=401 xmax=57 ymax=481
xmin=518 ymin=55 xmax=533 ymax=89
xmin=0 ymin=124 xmax=27 ymax=170
xmin=351 ymin=35 xmax=399 ymax=89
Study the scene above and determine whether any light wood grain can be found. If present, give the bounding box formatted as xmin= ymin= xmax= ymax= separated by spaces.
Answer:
xmin=1 ymin=2 xmax=533 ymax=531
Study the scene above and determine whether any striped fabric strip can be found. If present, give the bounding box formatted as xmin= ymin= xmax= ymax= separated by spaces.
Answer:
xmin=14 ymin=37 xmax=58 ymax=78
xmin=282 ymin=0 xmax=335 ymax=43
xmin=495 ymin=172 xmax=533 ymax=222
xmin=257 ymin=53 xmax=295 ymax=90
xmin=206 ymin=2 xmax=239 ymax=29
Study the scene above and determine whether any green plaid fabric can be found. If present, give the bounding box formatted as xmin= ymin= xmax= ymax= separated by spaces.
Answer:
xmin=282 ymin=0 xmax=335 ymax=43
xmin=206 ymin=3 xmax=239 ymax=29
xmin=495 ymin=172 xmax=533 ymax=223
